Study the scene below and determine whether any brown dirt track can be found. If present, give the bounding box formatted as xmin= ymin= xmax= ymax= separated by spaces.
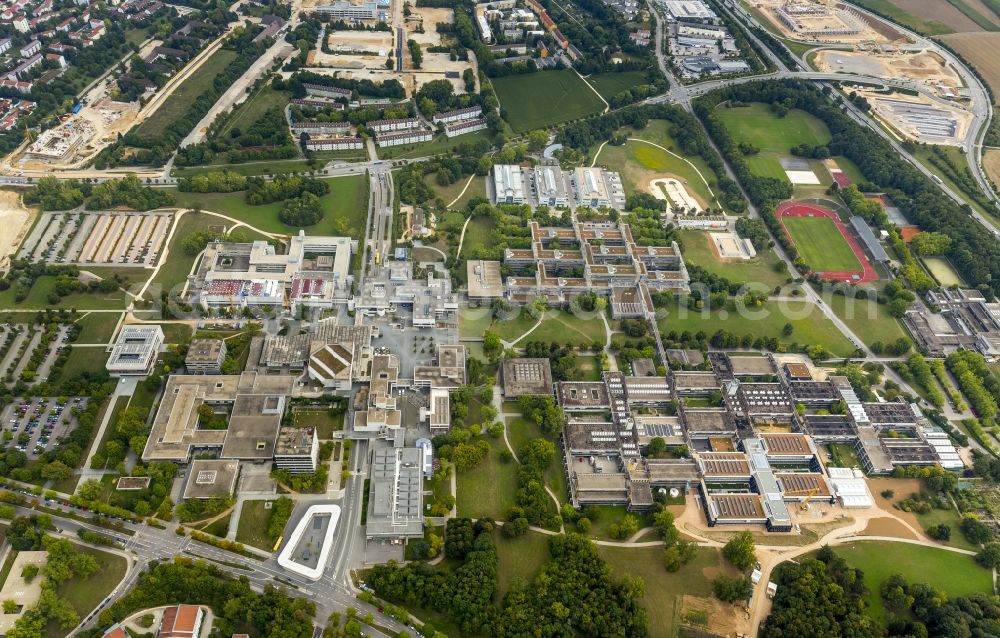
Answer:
xmin=889 ymin=0 xmax=987 ymax=32
xmin=939 ymin=32 xmax=1000 ymax=98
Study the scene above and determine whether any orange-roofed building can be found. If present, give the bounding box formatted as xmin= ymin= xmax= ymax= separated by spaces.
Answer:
xmin=103 ymin=626 xmax=130 ymax=638
xmin=157 ymin=605 xmax=204 ymax=638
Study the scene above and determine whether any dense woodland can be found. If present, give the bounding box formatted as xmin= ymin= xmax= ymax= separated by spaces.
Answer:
xmin=369 ymin=521 xmax=648 ymax=638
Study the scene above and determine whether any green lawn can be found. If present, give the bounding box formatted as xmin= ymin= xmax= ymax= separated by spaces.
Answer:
xmin=456 ymin=435 xmax=519 ymax=519
xmin=825 ymin=442 xmax=862 ymax=470
xmin=833 ymin=542 xmax=993 ymax=623
xmin=573 ymin=355 xmax=602 ymax=382
xmin=74 ymin=311 xmax=123 ymax=343
xmin=597 ymin=545 xmax=722 ymax=638
xmin=494 ymin=529 xmax=551 ymax=601
xmin=492 ymin=70 xmax=605 ymax=133
xmin=827 ymin=291 xmax=906 ymax=347
xmin=0 ymin=276 xmax=131 ymax=310
xmin=136 ymin=49 xmax=238 ymax=139
xmin=45 ymin=545 xmax=127 ymax=638
xmin=487 ymin=308 xmax=607 ymax=347
xmin=745 ymin=155 xmax=788 ymax=180
xmin=677 ymin=229 xmax=789 ymax=289
xmin=425 ymin=174 xmax=487 ymax=209
xmin=290 ymin=408 xmax=344 ymax=439
xmin=716 ymin=103 xmax=830 ymax=153
xmin=913 ymin=506 xmax=980 ymax=552
xmin=505 ymin=416 xmax=567 ymax=505
xmin=377 ymin=131 xmax=492 ymax=160
xmin=58 ymin=347 xmax=112 ymax=382
xmin=236 ymin=500 xmax=279 ymax=551
xmin=781 ymin=216 xmax=862 ymax=273
xmin=586 ymin=71 xmax=654 ymax=101
xmin=170 ymin=174 xmax=368 ymax=239
xmin=656 ymin=297 xmax=855 ymax=356
xmin=219 ymin=85 xmax=290 ymax=137
xmin=459 ymin=306 xmax=494 ymax=339
xmin=459 ymin=216 xmax=495 ymax=257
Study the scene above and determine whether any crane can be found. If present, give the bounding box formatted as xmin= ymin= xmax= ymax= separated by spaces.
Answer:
xmin=784 ymin=487 xmax=820 ymax=511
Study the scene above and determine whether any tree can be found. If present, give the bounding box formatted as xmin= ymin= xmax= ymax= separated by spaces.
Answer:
xmin=2 ymin=600 xmax=17 ymax=614
xmin=712 ymin=575 xmax=752 ymax=603
xmin=976 ymin=541 xmax=1000 ymax=568
xmin=926 ymin=524 xmax=951 ymax=541
xmin=960 ymin=514 xmax=993 ymax=545
xmin=722 ymin=531 xmax=756 ymax=571
xmin=645 ymin=437 xmax=666 ymax=457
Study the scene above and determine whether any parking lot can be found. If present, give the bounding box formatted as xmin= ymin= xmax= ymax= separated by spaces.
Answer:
xmin=2 ymin=397 xmax=88 ymax=459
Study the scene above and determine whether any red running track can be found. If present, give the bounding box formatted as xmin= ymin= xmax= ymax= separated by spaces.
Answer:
xmin=775 ymin=201 xmax=877 ymax=284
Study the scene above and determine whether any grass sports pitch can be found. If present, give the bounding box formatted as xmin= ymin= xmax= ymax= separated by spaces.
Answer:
xmin=781 ymin=216 xmax=861 ymax=272
xmin=491 ymin=69 xmax=605 ymax=133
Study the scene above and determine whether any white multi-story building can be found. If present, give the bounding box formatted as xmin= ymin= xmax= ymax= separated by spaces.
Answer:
xmin=314 ymin=1 xmax=377 ymax=20
xmin=305 ymin=137 xmax=364 ymax=151
xmin=375 ymin=129 xmax=432 ymax=147
xmin=106 ymin=326 xmax=164 ymax=376
xmin=444 ymin=118 xmax=488 ymax=138
xmin=274 ymin=427 xmax=319 ymax=473
xmin=432 ymin=106 xmax=483 ymax=125
xmin=493 ymin=163 xmax=525 ymax=204
xmin=368 ymin=117 xmax=421 ymax=133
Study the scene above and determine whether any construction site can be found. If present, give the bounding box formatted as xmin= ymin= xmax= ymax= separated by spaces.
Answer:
xmin=751 ymin=0 xmax=892 ymax=43
xmin=813 ymin=47 xmax=965 ymax=100
xmin=851 ymin=87 xmax=972 ymax=146
xmin=18 ymin=210 xmax=173 ymax=267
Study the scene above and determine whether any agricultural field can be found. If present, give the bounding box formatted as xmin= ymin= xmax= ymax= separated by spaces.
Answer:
xmin=656 ymin=297 xmax=856 ymax=356
xmin=833 ymin=542 xmax=993 ymax=622
xmin=941 ymin=31 xmax=1000 ymax=96
xmin=136 ymin=49 xmax=238 ymax=140
xmin=781 ymin=216 xmax=862 ymax=272
xmin=853 ymin=0 xmax=959 ymax=35
xmin=676 ymin=230 xmax=790 ymax=289
xmin=170 ymin=174 xmax=368 ymax=239
xmin=491 ymin=69 xmax=605 ymax=133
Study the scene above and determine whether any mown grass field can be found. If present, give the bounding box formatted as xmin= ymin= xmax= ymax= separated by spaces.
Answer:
xmin=459 ymin=216 xmax=496 ymax=258
xmin=586 ymin=71 xmax=653 ymax=101
xmin=833 ymin=542 xmax=993 ymax=623
xmin=492 ymin=69 xmax=605 ymax=132
xmin=677 ymin=229 xmax=789 ymax=289
xmin=656 ymin=297 xmax=855 ymax=356
xmin=495 ymin=530 xmax=551 ymax=601
xmin=0 ymin=276 xmax=130 ymax=310
xmin=826 ymin=291 xmax=906 ymax=347
xmin=74 ymin=311 xmax=120 ymax=343
xmin=45 ymin=545 xmax=127 ymax=638
xmin=781 ymin=216 xmax=861 ymax=272
xmin=172 ymin=160 xmax=314 ymax=178
xmin=456 ymin=434 xmax=519 ymax=519
xmin=236 ymin=500 xmax=279 ymax=551
xmin=488 ymin=308 xmax=607 ymax=346
xmin=170 ymin=174 xmax=368 ymax=239
xmin=716 ymin=103 xmax=830 ymax=153
xmin=220 ymin=84 xmax=290 ymax=137
xmin=136 ymin=49 xmax=238 ymax=139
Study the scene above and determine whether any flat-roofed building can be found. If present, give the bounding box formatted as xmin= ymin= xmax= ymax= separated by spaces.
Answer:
xmin=185 ymin=338 xmax=227 ymax=374
xmin=142 ymin=373 xmax=294 ymax=463
xmin=106 ymin=326 xmax=163 ymax=376
xmin=182 ymin=459 xmax=239 ymax=499
xmin=502 ymin=357 xmax=554 ymax=397
xmin=534 ymin=165 xmax=570 ymax=207
xmin=557 ymin=381 xmax=610 ymax=411
xmin=574 ymin=166 xmax=624 ymax=209
xmin=274 ymin=426 xmax=319 ymax=473
xmin=467 ymin=260 xmax=503 ymax=299
xmin=492 ymin=163 xmax=525 ymax=204
xmin=353 ymin=354 xmax=401 ymax=431
xmin=366 ymin=447 xmax=424 ymax=539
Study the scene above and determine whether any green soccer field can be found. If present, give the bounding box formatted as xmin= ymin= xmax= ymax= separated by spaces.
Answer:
xmin=782 ymin=216 xmax=862 ymax=272
xmin=491 ymin=69 xmax=605 ymax=132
